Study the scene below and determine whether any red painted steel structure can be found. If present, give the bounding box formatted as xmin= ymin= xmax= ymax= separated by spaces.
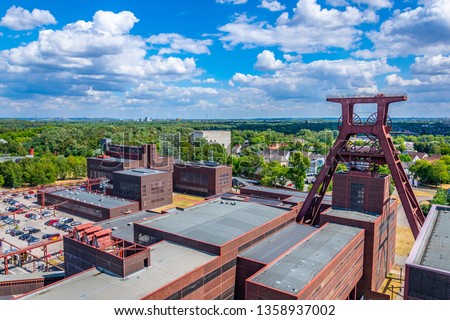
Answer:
xmin=296 ymin=93 xmax=425 ymax=238
xmin=0 ymin=238 xmax=63 ymax=274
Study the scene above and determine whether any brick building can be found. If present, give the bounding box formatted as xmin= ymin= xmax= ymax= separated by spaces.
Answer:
xmin=38 ymin=189 xmax=139 ymax=221
xmin=87 ymin=156 xmax=140 ymax=182
xmin=87 ymin=141 xmax=173 ymax=182
xmin=173 ymin=161 xmax=232 ymax=197
xmin=405 ymin=205 xmax=450 ymax=300
xmin=320 ymin=170 xmax=398 ymax=299
xmin=112 ymin=168 xmax=173 ymax=210
xmin=246 ymin=223 xmax=365 ymax=300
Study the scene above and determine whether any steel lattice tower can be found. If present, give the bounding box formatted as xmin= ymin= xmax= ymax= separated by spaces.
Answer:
xmin=296 ymin=94 xmax=425 ymax=238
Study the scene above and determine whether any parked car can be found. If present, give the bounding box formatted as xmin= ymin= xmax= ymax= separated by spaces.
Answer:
xmin=19 ymin=233 xmax=32 ymax=241
xmin=25 ymin=213 xmax=34 ymax=218
xmin=44 ymin=233 xmax=61 ymax=240
xmin=50 ymin=233 xmax=61 ymax=240
xmin=10 ymin=230 xmax=24 ymax=237
xmin=42 ymin=211 xmax=52 ymax=217
xmin=28 ymin=228 xmax=41 ymax=234
xmin=5 ymin=218 xmax=19 ymax=225
xmin=30 ymin=214 xmax=41 ymax=220
xmin=6 ymin=228 xmax=15 ymax=234
xmin=64 ymin=218 xmax=74 ymax=224
xmin=0 ymin=215 xmax=9 ymax=221
xmin=61 ymin=225 xmax=73 ymax=232
xmin=28 ymin=236 xmax=40 ymax=245
xmin=54 ymin=222 xmax=65 ymax=229
xmin=70 ymin=221 xmax=82 ymax=226
xmin=59 ymin=217 xmax=69 ymax=223
xmin=45 ymin=219 xmax=59 ymax=226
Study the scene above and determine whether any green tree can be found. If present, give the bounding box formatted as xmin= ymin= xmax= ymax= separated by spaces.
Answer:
xmin=431 ymin=188 xmax=449 ymax=205
xmin=429 ymin=160 xmax=449 ymax=185
xmin=0 ymin=161 xmax=23 ymax=188
xmin=410 ymin=160 xmax=432 ymax=182
xmin=287 ymin=152 xmax=310 ymax=190
xmin=399 ymin=154 xmax=412 ymax=162
xmin=0 ymin=174 xmax=4 ymax=187
xmin=261 ymin=161 xmax=289 ymax=188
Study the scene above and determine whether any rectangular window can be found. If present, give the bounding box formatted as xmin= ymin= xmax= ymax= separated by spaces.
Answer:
xmin=350 ymin=183 xmax=365 ymax=211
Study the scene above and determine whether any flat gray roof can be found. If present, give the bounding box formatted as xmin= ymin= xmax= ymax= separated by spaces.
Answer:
xmin=408 ymin=206 xmax=450 ymax=272
xmin=250 ymin=223 xmax=362 ymax=295
xmin=0 ymin=271 xmax=64 ymax=282
xmin=213 ymin=192 xmax=289 ymax=207
xmin=19 ymin=241 xmax=217 ymax=300
xmin=115 ymin=168 xmax=167 ymax=176
xmin=239 ymin=224 xmax=317 ymax=264
xmin=96 ymin=211 xmax=160 ymax=242
xmin=323 ymin=208 xmax=380 ymax=222
xmin=138 ymin=198 xmax=291 ymax=246
xmin=49 ymin=189 xmax=135 ymax=209
xmin=88 ymin=156 xmax=136 ymax=163
xmin=241 ymin=185 xmax=332 ymax=205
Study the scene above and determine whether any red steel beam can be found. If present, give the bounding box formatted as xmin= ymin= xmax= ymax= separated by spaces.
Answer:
xmin=297 ymin=94 xmax=425 ymax=238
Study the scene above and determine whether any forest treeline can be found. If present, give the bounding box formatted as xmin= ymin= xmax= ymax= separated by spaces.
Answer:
xmin=0 ymin=119 xmax=448 ymax=188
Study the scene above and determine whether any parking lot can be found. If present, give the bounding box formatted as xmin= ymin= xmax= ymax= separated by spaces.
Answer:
xmin=0 ymin=189 xmax=94 ymax=275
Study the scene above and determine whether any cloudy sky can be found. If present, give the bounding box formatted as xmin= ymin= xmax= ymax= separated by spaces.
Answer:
xmin=0 ymin=0 xmax=449 ymax=119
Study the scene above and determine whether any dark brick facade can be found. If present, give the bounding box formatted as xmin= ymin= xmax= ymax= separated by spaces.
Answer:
xmin=112 ymin=169 xmax=173 ymax=210
xmin=173 ymin=162 xmax=232 ymax=197
xmin=37 ymin=192 xmax=139 ymax=221
xmin=245 ymin=227 xmax=365 ymax=300
xmin=320 ymin=172 xmax=398 ymax=299
xmin=134 ymin=203 xmax=298 ymax=299
xmin=332 ymin=171 xmax=391 ymax=214
xmin=64 ymin=226 xmax=150 ymax=278
xmin=87 ymin=143 xmax=173 ymax=182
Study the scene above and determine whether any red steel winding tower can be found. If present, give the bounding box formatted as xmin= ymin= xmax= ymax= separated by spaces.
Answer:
xmin=296 ymin=93 xmax=425 ymax=238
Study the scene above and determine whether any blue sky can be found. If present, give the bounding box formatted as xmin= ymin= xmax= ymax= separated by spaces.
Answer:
xmin=0 ymin=0 xmax=449 ymax=119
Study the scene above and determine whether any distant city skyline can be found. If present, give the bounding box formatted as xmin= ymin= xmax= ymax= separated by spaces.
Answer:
xmin=0 ymin=1 xmax=449 ymax=119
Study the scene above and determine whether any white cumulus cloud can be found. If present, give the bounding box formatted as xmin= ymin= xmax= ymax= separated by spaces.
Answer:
xmin=355 ymin=0 xmax=450 ymax=58
xmin=233 ymin=58 xmax=398 ymax=99
xmin=258 ymin=0 xmax=286 ymax=12
xmin=147 ymin=33 xmax=213 ymax=55
xmin=0 ymin=10 xmax=200 ymax=101
xmin=385 ymin=74 xmax=422 ymax=86
xmin=352 ymin=0 xmax=392 ymax=9
xmin=93 ymin=10 xmax=138 ymax=35
xmin=0 ymin=6 xmax=56 ymax=31
xmin=219 ymin=0 xmax=377 ymax=53
xmin=254 ymin=50 xmax=286 ymax=71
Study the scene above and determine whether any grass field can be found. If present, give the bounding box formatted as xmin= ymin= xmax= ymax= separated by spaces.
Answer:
xmin=153 ymin=193 xmax=205 ymax=212
xmin=395 ymin=226 xmax=415 ymax=257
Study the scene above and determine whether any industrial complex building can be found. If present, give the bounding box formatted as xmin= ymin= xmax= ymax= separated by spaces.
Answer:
xmin=404 ymin=205 xmax=450 ymax=300
xmin=112 ymin=168 xmax=173 ymax=210
xmin=173 ymin=161 xmax=232 ymax=197
xmin=19 ymin=169 xmax=398 ymax=300
xmin=4 ymin=95 xmax=449 ymax=301
xmin=37 ymin=189 xmax=139 ymax=221
xmin=87 ymin=142 xmax=173 ymax=182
